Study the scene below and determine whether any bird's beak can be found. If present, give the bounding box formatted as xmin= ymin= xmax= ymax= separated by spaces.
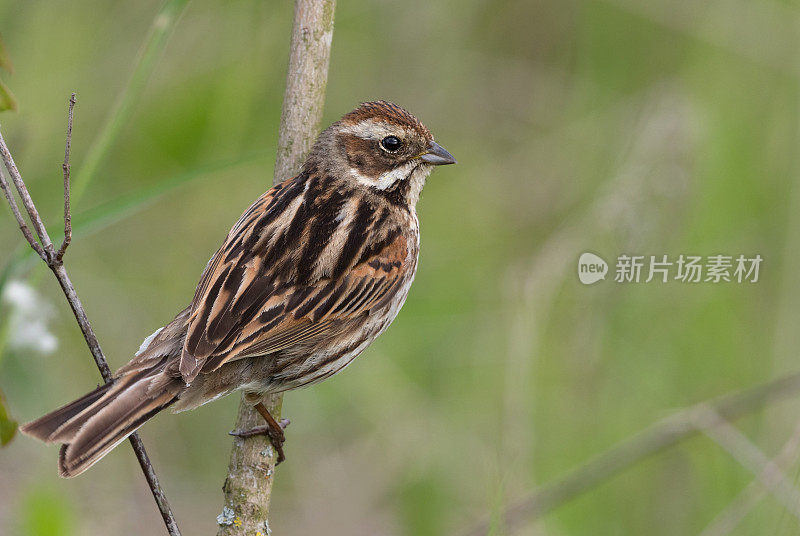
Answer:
xmin=419 ymin=141 xmax=457 ymax=165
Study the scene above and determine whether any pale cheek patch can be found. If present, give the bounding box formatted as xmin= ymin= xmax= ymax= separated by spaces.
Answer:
xmin=348 ymin=167 xmax=378 ymax=188
xmin=341 ymin=119 xmax=422 ymax=189
xmin=405 ymin=164 xmax=434 ymax=206
xmin=348 ymin=160 xmax=419 ymax=190
xmin=374 ymin=161 xmax=419 ymax=190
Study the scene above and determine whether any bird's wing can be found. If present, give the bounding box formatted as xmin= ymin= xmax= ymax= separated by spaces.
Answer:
xmin=178 ymin=175 xmax=411 ymax=384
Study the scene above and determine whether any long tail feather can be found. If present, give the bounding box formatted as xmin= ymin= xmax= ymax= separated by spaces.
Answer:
xmin=20 ymin=365 xmax=181 ymax=478
xmin=58 ymin=389 xmax=176 ymax=477
xmin=20 ymin=382 xmax=113 ymax=443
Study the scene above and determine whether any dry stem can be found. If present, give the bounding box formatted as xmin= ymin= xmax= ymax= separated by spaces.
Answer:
xmin=692 ymin=406 xmax=800 ymax=522
xmin=0 ymin=94 xmax=181 ymax=536
xmin=460 ymin=371 xmax=800 ymax=536
xmin=700 ymin=419 xmax=800 ymax=536
xmin=216 ymin=1 xmax=336 ymax=535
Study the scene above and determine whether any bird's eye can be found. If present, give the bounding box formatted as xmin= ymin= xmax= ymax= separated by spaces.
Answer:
xmin=381 ymin=136 xmax=402 ymax=152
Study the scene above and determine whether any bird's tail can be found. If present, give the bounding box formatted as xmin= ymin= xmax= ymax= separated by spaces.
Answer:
xmin=20 ymin=362 xmax=181 ymax=477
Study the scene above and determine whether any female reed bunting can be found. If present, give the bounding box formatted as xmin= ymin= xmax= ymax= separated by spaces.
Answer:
xmin=21 ymin=101 xmax=456 ymax=476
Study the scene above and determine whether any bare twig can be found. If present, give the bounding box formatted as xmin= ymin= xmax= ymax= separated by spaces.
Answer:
xmin=56 ymin=92 xmax=75 ymax=262
xmin=0 ymin=166 xmax=46 ymax=261
xmin=0 ymin=141 xmax=54 ymax=257
xmin=0 ymin=95 xmax=181 ymax=536
xmin=216 ymin=1 xmax=336 ymax=534
xmin=459 ymin=371 xmax=800 ymax=536
xmin=692 ymin=406 xmax=800 ymax=522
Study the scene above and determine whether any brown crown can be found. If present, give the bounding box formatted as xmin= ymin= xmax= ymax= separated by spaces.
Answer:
xmin=340 ymin=101 xmax=432 ymax=140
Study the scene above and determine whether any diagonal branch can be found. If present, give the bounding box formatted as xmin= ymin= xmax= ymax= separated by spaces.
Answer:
xmin=0 ymin=135 xmax=54 ymax=256
xmin=692 ymin=405 xmax=800 ymax=522
xmin=700 ymin=419 xmax=800 ymax=536
xmin=0 ymin=94 xmax=181 ymax=536
xmin=459 ymin=371 xmax=800 ymax=536
xmin=0 ymin=165 xmax=46 ymax=261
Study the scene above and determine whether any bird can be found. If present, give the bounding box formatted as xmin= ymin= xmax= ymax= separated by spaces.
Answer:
xmin=20 ymin=100 xmax=456 ymax=477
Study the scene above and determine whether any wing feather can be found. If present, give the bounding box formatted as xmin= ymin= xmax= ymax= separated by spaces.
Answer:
xmin=179 ymin=175 xmax=411 ymax=384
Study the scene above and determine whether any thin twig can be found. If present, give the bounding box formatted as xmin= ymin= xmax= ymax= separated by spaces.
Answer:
xmin=0 ymin=134 xmax=53 ymax=262
xmin=0 ymin=166 xmax=46 ymax=261
xmin=0 ymin=94 xmax=181 ymax=536
xmin=692 ymin=406 xmax=800 ymax=522
xmin=459 ymin=371 xmax=800 ymax=536
xmin=216 ymin=1 xmax=336 ymax=534
xmin=0 ymin=136 xmax=54 ymax=256
xmin=56 ymin=92 xmax=75 ymax=262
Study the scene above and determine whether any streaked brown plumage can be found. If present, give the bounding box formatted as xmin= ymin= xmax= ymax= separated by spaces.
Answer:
xmin=20 ymin=101 xmax=456 ymax=477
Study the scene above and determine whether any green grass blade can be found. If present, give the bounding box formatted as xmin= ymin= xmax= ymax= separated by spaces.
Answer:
xmin=0 ymin=386 xmax=17 ymax=446
xmin=0 ymin=151 xmax=268 ymax=301
xmin=0 ymin=78 xmax=17 ymax=112
xmin=72 ymin=152 xmax=268 ymax=235
xmin=71 ymin=0 xmax=190 ymax=205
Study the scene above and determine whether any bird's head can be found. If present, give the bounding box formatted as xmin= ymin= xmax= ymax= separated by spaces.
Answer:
xmin=306 ymin=101 xmax=456 ymax=207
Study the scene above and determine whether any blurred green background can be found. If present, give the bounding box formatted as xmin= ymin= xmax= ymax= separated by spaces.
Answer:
xmin=1 ymin=0 xmax=799 ymax=534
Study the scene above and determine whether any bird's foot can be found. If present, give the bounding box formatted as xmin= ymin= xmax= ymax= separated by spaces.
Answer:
xmin=229 ymin=406 xmax=290 ymax=464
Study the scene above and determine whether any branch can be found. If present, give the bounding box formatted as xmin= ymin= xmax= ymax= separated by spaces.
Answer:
xmin=459 ymin=371 xmax=800 ymax=536
xmin=0 ymin=95 xmax=182 ymax=536
xmin=216 ymin=1 xmax=336 ymax=534
xmin=55 ymin=93 xmax=75 ymax=261
xmin=700 ymin=419 xmax=800 ymax=536
xmin=0 ymin=165 xmax=46 ymax=261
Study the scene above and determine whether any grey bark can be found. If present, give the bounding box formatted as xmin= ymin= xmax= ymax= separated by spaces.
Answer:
xmin=216 ymin=2 xmax=336 ymax=534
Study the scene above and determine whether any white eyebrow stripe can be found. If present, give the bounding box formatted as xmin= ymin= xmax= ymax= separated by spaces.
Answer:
xmin=340 ymin=119 xmax=412 ymax=140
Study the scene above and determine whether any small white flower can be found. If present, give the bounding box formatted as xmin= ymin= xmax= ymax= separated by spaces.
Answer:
xmin=2 ymin=280 xmax=58 ymax=354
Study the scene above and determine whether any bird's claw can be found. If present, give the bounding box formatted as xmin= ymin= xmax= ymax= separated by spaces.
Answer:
xmin=228 ymin=419 xmax=290 ymax=464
